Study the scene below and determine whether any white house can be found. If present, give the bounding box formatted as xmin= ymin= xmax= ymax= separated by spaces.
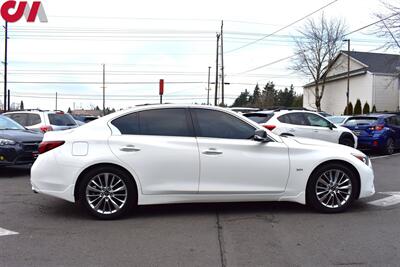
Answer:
xmin=303 ymin=51 xmax=400 ymax=115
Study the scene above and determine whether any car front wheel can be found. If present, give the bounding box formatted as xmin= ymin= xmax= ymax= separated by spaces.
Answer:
xmin=78 ymin=166 xmax=137 ymax=220
xmin=307 ymin=163 xmax=359 ymax=213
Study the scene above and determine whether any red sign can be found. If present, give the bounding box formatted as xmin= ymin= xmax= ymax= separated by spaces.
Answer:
xmin=159 ymin=79 xmax=164 ymax=96
xmin=1 ymin=1 xmax=48 ymax=23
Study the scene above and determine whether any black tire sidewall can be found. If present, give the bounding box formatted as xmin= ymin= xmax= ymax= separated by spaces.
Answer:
xmin=78 ymin=166 xmax=137 ymax=220
xmin=307 ymin=163 xmax=358 ymax=213
xmin=384 ymin=138 xmax=394 ymax=155
xmin=340 ymin=137 xmax=354 ymax=147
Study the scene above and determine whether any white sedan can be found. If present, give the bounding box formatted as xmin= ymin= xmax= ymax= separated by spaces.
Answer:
xmin=31 ymin=105 xmax=375 ymax=219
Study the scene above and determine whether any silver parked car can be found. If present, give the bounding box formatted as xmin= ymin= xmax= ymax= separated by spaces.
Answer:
xmin=4 ymin=110 xmax=78 ymax=133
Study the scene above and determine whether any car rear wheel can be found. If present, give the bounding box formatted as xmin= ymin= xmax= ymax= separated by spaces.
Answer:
xmin=78 ymin=166 xmax=136 ymax=220
xmin=307 ymin=163 xmax=358 ymax=213
xmin=382 ymin=138 xmax=395 ymax=155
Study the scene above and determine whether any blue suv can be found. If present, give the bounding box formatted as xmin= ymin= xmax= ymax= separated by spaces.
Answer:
xmin=343 ymin=114 xmax=400 ymax=154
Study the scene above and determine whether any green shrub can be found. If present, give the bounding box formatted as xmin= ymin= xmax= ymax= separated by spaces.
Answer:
xmin=354 ymin=99 xmax=362 ymax=115
xmin=362 ymin=102 xmax=370 ymax=114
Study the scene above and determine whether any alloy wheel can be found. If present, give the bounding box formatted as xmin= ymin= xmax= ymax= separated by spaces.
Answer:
xmin=315 ymin=169 xmax=352 ymax=209
xmin=85 ymin=173 xmax=128 ymax=215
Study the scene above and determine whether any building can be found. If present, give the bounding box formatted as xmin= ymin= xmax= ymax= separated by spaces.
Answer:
xmin=303 ymin=51 xmax=400 ymax=115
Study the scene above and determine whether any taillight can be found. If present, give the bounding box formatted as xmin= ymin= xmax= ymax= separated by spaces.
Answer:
xmin=40 ymin=125 xmax=53 ymax=133
xmin=263 ymin=125 xmax=276 ymax=131
xmin=369 ymin=125 xmax=384 ymax=131
xmin=38 ymin=141 xmax=65 ymax=154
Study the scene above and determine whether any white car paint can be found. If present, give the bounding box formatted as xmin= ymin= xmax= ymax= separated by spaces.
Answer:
xmin=245 ymin=110 xmax=358 ymax=148
xmin=31 ymin=105 xmax=374 ymax=213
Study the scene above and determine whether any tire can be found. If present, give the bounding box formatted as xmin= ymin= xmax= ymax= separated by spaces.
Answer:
xmin=306 ymin=163 xmax=359 ymax=213
xmin=382 ymin=138 xmax=395 ymax=155
xmin=78 ymin=166 xmax=137 ymax=220
xmin=339 ymin=135 xmax=355 ymax=148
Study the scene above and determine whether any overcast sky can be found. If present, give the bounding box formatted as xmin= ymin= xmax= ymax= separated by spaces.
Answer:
xmin=0 ymin=0 xmax=397 ymax=111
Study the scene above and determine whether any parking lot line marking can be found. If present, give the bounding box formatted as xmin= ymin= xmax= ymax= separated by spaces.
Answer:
xmin=0 ymin=227 xmax=19 ymax=237
xmin=368 ymin=192 xmax=400 ymax=207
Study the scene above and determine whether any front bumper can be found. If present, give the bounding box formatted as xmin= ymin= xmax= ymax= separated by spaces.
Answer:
xmin=358 ymin=163 xmax=375 ymax=199
xmin=0 ymin=143 xmax=39 ymax=166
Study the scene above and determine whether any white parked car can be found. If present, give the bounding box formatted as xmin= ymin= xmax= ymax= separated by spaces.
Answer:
xmin=244 ymin=110 xmax=358 ymax=148
xmin=4 ymin=110 xmax=78 ymax=133
xmin=31 ymin=105 xmax=374 ymax=219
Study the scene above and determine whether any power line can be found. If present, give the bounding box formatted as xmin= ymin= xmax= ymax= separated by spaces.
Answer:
xmin=225 ymin=0 xmax=339 ymax=53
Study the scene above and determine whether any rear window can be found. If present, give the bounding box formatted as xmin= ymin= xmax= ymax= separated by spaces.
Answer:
xmin=344 ymin=117 xmax=378 ymax=126
xmin=243 ymin=113 xmax=273 ymax=124
xmin=48 ymin=114 xmax=76 ymax=126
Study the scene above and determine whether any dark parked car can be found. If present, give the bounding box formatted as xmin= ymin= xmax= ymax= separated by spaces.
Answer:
xmin=343 ymin=114 xmax=400 ymax=154
xmin=0 ymin=115 xmax=43 ymax=167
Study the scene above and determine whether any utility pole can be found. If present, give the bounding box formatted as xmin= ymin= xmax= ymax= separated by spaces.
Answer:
xmin=220 ymin=20 xmax=225 ymax=106
xmin=55 ymin=92 xmax=58 ymax=110
xmin=7 ymin=89 xmax=10 ymax=111
xmin=3 ymin=22 xmax=8 ymax=112
xmin=215 ymin=33 xmax=220 ymax=106
xmin=207 ymin=66 xmax=211 ymax=105
xmin=102 ymin=64 xmax=106 ymax=116
xmin=344 ymin=39 xmax=350 ymax=113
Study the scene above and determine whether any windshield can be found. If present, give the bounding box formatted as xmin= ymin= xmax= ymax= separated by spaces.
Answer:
xmin=327 ymin=116 xmax=346 ymax=124
xmin=0 ymin=115 xmax=25 ymax=130
xmin=243 ymin=113 xmax=274 ymax=124
xmin=48 ymin=113 xmax=77 ymax=126
xmin=344 ymin=117 xmax=378 ymax=126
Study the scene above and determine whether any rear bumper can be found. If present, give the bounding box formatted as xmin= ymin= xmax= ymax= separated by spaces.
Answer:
xmin=31 ymin=152 xmax=79 ymax=203
xmin=357 ymin=136 xmax=385 ymax=150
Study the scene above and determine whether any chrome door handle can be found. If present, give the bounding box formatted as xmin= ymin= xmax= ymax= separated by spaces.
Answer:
xmin=120 ymin=145 xmax=141 ymax=152
xmin=289 ymin=128 xmax=296 ymax=132
xmin=313 ymin=130 xmax=319 ymax=133
xmin=202 ymin=148 xmax=223 ymax=155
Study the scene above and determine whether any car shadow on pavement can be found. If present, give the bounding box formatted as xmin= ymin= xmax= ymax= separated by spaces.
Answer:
xmin=0 ymin=165 xmax=31 ymax=178
xmin=131 ymin=201 xmax=312 ymax=219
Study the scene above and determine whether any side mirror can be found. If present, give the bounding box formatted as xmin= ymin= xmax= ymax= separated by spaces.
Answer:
xmin=254 ymin=129 xmax=270 ymax=142
xmin=329 ymin=123 xmax=336 ymax=130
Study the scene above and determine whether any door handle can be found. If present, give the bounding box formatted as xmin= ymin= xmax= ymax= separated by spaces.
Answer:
xmin=120 ymin=145 xmax=141 ymax=152
xmin=202 ymin=148 xmax=223 ymax=155
xmin=289 ymin=128 xmax=296 ymax=132
xmin=313 ymin=129 xmax=319 ymax=133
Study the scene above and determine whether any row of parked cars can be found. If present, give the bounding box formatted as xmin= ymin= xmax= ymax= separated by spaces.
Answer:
xmin=239 ymin=108 xmax=400 ymax=155
xmin=0 ymin=110 xmax=97 ymax=167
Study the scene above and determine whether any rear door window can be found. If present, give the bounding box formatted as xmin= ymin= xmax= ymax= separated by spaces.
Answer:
xmin=26 ymin=114 xmax=41 ymax=126
xmin=48 ymin=114 xmax=77 ymax=126
xmin=139 ymin=108 xmax=192 ymax=137
xmin=111 ymin=113 xmax=140 ymax=135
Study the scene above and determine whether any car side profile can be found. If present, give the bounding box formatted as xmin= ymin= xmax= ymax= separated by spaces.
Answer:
xmin=31 ymin=105 xmax=374 ymax=219
xmin=243 ymin=110 xmax=358 ymax=148
xmin=4 ymin=110 xmax=78 ymax=133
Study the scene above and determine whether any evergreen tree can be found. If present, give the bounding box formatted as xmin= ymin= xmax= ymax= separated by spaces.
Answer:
xmin=345 ymin=102 xmax=354 ymax=115
xmin=252 ymin=84 xmax=262 ymax=107
xmin=262 ymin=81 xmax=276 ymax=108
xmin=20 ymin=100 xmax=24 ymax=110
xmin=292 ymin=94 xmax=303 ymax=107
xmin=354 ymin=99 xmax=362 ymax=115
xmin=67 ymin=107 xmax=72 ymax=113
xmin=232 ymin=90 xmax=250 ymax=107
xmin=372 ymin=105 xmax=377 ymax=113
xmin=362 ymin=102 xmax=370 ymax=114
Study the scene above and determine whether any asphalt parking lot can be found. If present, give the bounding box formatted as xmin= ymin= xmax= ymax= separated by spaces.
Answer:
xmin=0 ymin=153 xmax=399 ymax=267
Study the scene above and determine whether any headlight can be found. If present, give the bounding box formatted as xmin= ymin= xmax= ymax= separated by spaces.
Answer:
xmin=0 ymin=139 xmax=16 ymax=146
xmin=352 ymin=153 xmax=370 ymax=166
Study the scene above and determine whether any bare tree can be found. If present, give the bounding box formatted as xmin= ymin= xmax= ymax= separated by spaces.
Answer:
xmin=292 ymin=15 xmax=346 ymax=111
xmin=375 ymin=1 xmax=400 ymax=50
